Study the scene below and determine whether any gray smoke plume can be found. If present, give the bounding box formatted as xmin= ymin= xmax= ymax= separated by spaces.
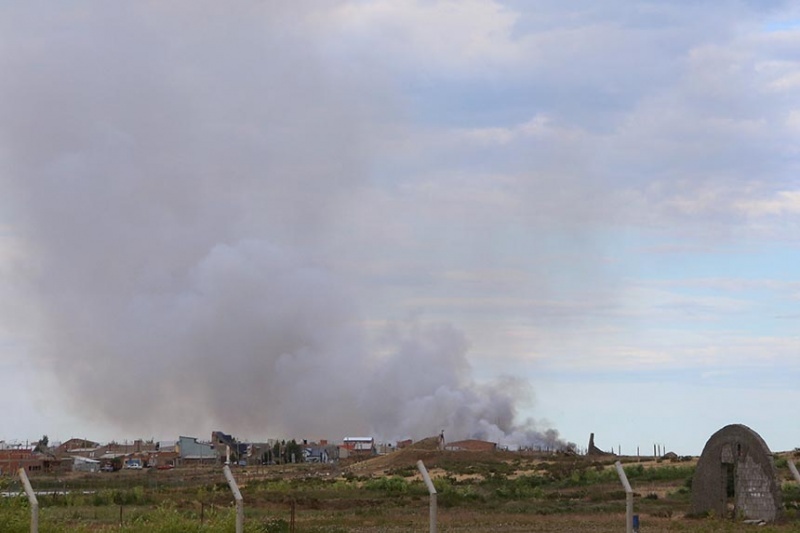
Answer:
xmin=363 ymin=321 xmax=570 ymax=449
xmin=0 ymin=2 xmax=568 ymax=448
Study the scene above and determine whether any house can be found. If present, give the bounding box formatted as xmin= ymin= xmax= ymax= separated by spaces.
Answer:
xmin=144 ymin=441 xmax=179 ymax=468
xmin=342 ymin=437 xmax=375 ymax=456
xmin=376 ymin=442 xmax=396 ymax=455
xmin=149 ymin=450 xmax=179 ymax=469
xmin=303 ymin=443 xmax=339 ymax=463
xmin=245 ymin=442 xmax=275 ymax=465
xmin=0 ymin=448 xmax=63 ymax=476
xmin=212 ymin=431 xmax=248 ymax=463
xmin=56 ymin=438 xmax=100 ymax=457
xmin=444 ymin=439 xmax=497 ymax=453
xmin=97 ymin=439 xmax=157 ymax=457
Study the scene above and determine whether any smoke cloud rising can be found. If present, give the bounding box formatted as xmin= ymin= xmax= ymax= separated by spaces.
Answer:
xmin=0 ymin=2 xmax=568 ymax=448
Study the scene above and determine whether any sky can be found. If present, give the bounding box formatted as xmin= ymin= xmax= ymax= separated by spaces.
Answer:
xmin=1 ymin=1 xmax=799 ymax=456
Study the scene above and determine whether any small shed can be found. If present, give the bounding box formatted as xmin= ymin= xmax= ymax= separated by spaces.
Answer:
xmin=73 ymin=456 xmax=101 ymax=473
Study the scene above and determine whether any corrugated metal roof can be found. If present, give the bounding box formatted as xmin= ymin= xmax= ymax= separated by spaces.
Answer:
xmin=73 ymin=456 xmax=100 ymax=464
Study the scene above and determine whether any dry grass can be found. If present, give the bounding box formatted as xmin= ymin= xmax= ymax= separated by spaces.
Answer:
xmin=8 ymin=448 xmax=800 ymax=532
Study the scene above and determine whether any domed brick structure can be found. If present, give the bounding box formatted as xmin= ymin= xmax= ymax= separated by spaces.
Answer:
xmin=691 ymin=424 xmax=782 ymax=522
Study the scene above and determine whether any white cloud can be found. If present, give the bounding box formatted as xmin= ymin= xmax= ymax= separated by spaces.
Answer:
xmin=735 ymin=190 xmax=800 ymax=216
xmin=328 ymin=0 xmax=522 ymax=74
xmin=788 ymin=109 xmax=800 ymax=131
xmin=456 ymin=114 xmax=584 ymax=146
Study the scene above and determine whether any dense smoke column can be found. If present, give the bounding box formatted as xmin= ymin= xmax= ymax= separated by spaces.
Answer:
xmin=363 ymin=322 xmax=572 ymax=449
xmin=0 ymin=2 xmax=568 ymax=446
xmin=0 ymin=3 xmax=377 ymax=438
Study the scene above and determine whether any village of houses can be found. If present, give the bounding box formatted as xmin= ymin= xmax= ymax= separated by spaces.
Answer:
xmin=0 ymin=432 xmax=500 ymax=476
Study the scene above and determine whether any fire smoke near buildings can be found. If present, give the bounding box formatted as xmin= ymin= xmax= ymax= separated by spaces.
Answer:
xmin=0 ymin=2 xmax=569 ymax=450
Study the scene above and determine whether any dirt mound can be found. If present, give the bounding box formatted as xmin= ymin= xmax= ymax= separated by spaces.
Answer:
xmin=345 ymin=436 xmax=442 ymax=474
xmin=345 ymin=437 xmax=525 ymax=476
xmin=403 ymin=436 xmax=442 ymax=451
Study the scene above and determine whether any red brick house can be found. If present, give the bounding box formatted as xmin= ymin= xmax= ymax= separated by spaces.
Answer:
xmin=0 ymin=449 xmax=66 ymax=476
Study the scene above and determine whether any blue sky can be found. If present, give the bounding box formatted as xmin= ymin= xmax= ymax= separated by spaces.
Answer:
xmin=1 ymin=1 xmax=800 ymax=454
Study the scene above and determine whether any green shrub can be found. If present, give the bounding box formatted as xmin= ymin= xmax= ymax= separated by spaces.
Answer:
xmin=492 ymin=475 xmax=547 ymax=500
xmin=117 ymin=503 xmax=237 ymax=533
xmin=385 ymin=465 xmax=417 ymax=477
xmin=92 ymin=489 xmax=113 ymax=506
xmin=432 ymin=476 xmax=453 ymax=494
xmin=363 ymin=476 xmax=409 ymax=494
xmin=0 ymin=496 xmax=29 ymax=533
xmin=624 ymin=464 xmax=694 ymax=482
xmin=255 ymin=518 xmax=290 ymax=533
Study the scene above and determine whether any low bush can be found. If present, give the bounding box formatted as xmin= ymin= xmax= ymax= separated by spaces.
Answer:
xmin=363 ymin=476 xmax=409 ymax=494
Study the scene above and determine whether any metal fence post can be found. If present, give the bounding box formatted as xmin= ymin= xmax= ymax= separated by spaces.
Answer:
xmin=416 ymin=460 xmax=437 ymax=533
xmin=615 ymin=461 xmax=633 ymax=533
xmin=789 ymin=460 xmax=800 ymax=484
xmin=18 ymin=468 xmax=39 ymax=533
xmin=223 ymin=464 xmax=244 ymax=533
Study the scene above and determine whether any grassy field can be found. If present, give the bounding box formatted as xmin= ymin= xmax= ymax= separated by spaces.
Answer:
xmin=3 ymin=449 xmax=800 ymax=532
